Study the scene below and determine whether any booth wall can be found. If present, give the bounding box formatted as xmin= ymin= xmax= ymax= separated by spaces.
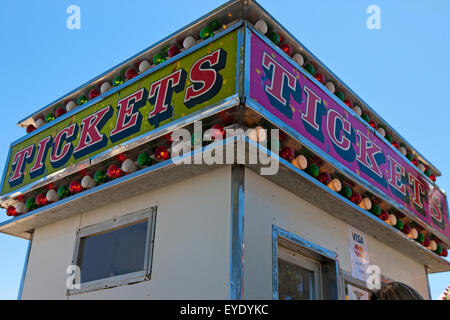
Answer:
xmin=21 ymin=167 xmax=232 ymax=300
xmin=243 ymin=169 xmax=430 ymax=299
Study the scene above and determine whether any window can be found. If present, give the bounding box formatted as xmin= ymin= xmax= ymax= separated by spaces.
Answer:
xmin=69 ymin=207 xmax=157 ymax=295
xmin=272 ymin=225 xmax=341 ymax=300
xmin=278 ymin=247 xmax=322 ymax=300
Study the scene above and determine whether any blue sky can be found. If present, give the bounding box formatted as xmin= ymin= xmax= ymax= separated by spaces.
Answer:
xmin=0 ymin=0 xmax=449 ymax=299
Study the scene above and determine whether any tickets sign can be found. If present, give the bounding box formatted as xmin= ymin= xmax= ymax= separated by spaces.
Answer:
xmin=249 ymin=32 xmax=450 ymax=239
xmin=1 ymin=30 xmax=238 ymax=195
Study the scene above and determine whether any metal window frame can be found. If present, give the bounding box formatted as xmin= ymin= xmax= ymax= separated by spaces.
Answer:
xmin=68 ymin=206 xmax=157 ymax=296
xmin=272 ymin=225 xmax=342 ymax=300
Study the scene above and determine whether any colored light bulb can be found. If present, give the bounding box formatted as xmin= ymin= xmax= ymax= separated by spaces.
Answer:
xmin=359 ymin=197 xmax=372 ymax=210
xmin=416 ymin=233 xmax=425 ymax=244
xmin=314 ymin=73 xmax=325 ymax=84
xmin=25 ymin=198 xmax=38 ymax=210
xmin=370 ymin=204 xmax=381 ymax=217
xmin=424 ymin=169 xmax=431 ymax=177
xmin=94 ymin=170 xmax=108 ymax=183
xmin=304 ymin=63 xmax=315 ymax=76
xmin=405 ymin=153 xmax=413 ymax=161
xmin=350 ymin=192 xmax=362 ymax=205
xmin=200 ymin=26 xmax=213 ymax=39
xmin=395 ymin=220 xmax=404 ymax=231
xmin=107 ymin=164 xmax=123 ymax=179
xmin=121 ymin=159 xmax=138 ymax=174
xmin=81 ymin=175 xmax=96 ymax=189
xmin=385 ymin=134 xmax=393 ymax=143
xmin=112 ymin=76 xmax=124 ymax=87
xmin=291 ymin=155 xmax=308 ymax=170
xmin=344 ymin=99 xmax=353 ymax=108
xmin=361 ymin=114 xmax=370 ymax=123
xmin=317 ymin=172 xmax=331 ymax=185
xmin=280 ymin=43 xmax=292 ymax=56
xmin=422 ymin=237 xmax=430 ymax=247
xmin=125 ymin=67 xmax=138 ymax=80
xmin=77 ymin=95 xmax=88 ymax=106
xmin=435 ymin=244 xmax=443 ymax=255
xmin=153 ymin=53 xmax=165 ymax=65
xmin=45 ymin=113 xmax=55 ymax=123
xmin=69 ymin=180 xmax=83 ymax=194
xmin=208 ymin=20 xmax=220 ymax=31
xmin=137 ymin=152 xmax=153 ymax=167
xmin=139 ymin=60 xmax=151 ymax=73
xmin=26 ymin=124 xmax=36 ymax=133
xmin=380 ymin=209 xmax=389 ymax=221
xmin=430 ymin=174 xmax=436 ymax=182
xmin=369 ymin=120 xmax=377 ymax=129
xmin=55 ymin=107 xmax=66 ymax=118
xmin=442 ymin=248 xmax=448 ymax=257
xmin=412 ymin=158 xmax=418 ymax=166
xmin=268 ymin=31 xmax=280 ymax=45
xmin=392 ymin=141 xmax=399 ymax=149
xmin=340 ymin=185 xmax=352 ymax=198
xmin=88 ymin=89 xmax=100 ymax=101
xmin=402 ymin=224 xmax=411 ymax=235
xmin=57 ymin=185 xmax=70 ymax=198
xmin=168 ymin=45 xmax=180 ymax=58
xmin=306 ymin=163 xmax=320 ymax=178
xmin=155 ymin=146 xmax=170 ymax=161
xmin=280 ymin=147 xmax=295 ymax=162
xmin=327 ymin=178 xmax=342 ymax=192
xmin=335 ymin=91 xmax=345 ymax=101
xmin=183 ymin=36 xmax=196 ymax=49
xmin=254 ymin=20 xmax=268 ymax=34
xmin=6 ymin=206 xmax=16 ymax=217
xmin=46 ymin=189 xmax=60 ymax=202
xmin=210 ymin=124 xmax=226 ymax=139
xmin=35 ymin=193 xmax=48 ymax=207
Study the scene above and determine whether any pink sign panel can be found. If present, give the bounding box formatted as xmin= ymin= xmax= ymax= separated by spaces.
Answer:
xmin=249 ymin=32 xmax=450 ymax=240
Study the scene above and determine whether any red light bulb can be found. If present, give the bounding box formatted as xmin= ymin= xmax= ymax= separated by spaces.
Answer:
xmin=117 ymin=153 xmax=128 ymax=162
xmin=69 ymin=180 xmax=83 ymax=193
xmin=350 ymin=192 xmax=362 ymax=205
xmin=210 ymin=124 xmax=226 ymax=139
xmin=155 ymin=146 xmax=170 ymax=161
xmin=219 ymin=110 xmax=234 ymax=125
xmin=402 ymin=224 xmax=411 ymax=235
xmin=422 ymin=237 xmax=430 ymax=247
xmin=380 ymin=209 xmax=389 ymax=221
xmin=35 ymin=193 xmax=49 ymax=206
xmin=125 ymin=68 xmax=138 ymax=80
xmin=168 ymin=45 xmax=180 ymax=57
xmin=314 ymin=73 xmax=325 ymax=84
xmin=26 ymin=124 xmax=36 ymax=133
xmin=6 ymin=206 xmax=16 ymax=217
xmin=280 ymin=147 xmax=294 ymax=162
xmin=412 ymin=158 xmax=419 ymax=166
xmin=442 ymin=248 xmax=448 ymax=257
xmin=318 ymin=172 xmax=331 ymax=185
xmin=392 ymin=141 xmax=399 ymax=149
xmin=280 ymin=43 xmax=292 ymax=56
xmin=430 ymin=174 xmax=436 ymax=182
xmin=106 ymin=164 xmax=123 ymax=178
xmin=88 ymin=89 xmax=100 ymax=100
xmin=369 ymin=120 xmax=377 ymax=129
xmin=163 ymin=132 xmax=173 ymax=144
xmin=55 ymin=107 xmax=66 ymax=118
xmin=344 ymin=99 xmax=353 ymax=108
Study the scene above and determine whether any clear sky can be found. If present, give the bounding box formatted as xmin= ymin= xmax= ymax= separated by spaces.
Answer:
xmin=0 ymin=0 xmax=449 ymax=300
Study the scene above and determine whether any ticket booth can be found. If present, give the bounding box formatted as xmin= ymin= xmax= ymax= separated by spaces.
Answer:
xmin=0 ymin=0 xmax=448 ymax=300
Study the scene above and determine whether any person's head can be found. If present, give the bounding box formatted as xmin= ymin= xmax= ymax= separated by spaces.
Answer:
xmin=370 ymin=282 xmax=424 ymax=300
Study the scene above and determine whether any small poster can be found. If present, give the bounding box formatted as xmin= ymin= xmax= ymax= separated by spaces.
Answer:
xmin=347 ymin=283 xmax=370 ymax=300
xmin=347 ymin=225 xmax=370 ymax=282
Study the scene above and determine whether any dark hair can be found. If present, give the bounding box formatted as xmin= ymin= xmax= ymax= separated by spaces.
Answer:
xmin=370 ymin=282 xmax=424 ymax=300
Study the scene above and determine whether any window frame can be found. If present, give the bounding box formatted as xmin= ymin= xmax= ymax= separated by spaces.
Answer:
xmin=68 ymin=206 xmax=157 ymax=295
xmin=278 ymin=246 xmax=323 ymax=300
xmin=272 ymin=225 xmax=342 ymax=300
